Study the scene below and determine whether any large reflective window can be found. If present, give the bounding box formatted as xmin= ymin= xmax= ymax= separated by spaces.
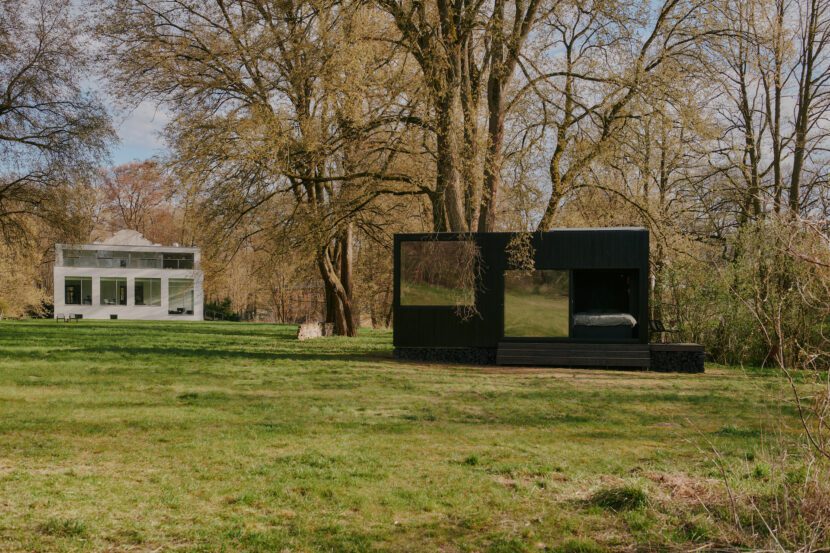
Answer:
xmin=504 ymin=270 xmax=569 ymax=337
xmin=96 ymin=250 xmax=129 ymax=268
xmin=169 ymin=279 xmax=194 ymax=314
xmin=63 ymin=250 xmax=98 ymax=267
xmin=60 ymin=249 xmax=167 ymax=268
xmin=100 ymin=277 xmax=127 ymax=305
xmin=163 ymin=253 xmax=194 ymax=269
xmin=400 ymin=241 xmax=475 ymax=306
xmin=135 ymin=278 xmax=161 ymax=306
xmin=64 ymin=277 xmax=92 ymax=305
xmin=130 ymin=253 xmax=162 ymax=269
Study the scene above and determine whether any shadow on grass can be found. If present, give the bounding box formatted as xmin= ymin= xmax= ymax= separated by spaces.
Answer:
xmin=101 ymin=346 xmax=392 ymax=362
xmin=0 ymin=345 xmax=392 ymax=363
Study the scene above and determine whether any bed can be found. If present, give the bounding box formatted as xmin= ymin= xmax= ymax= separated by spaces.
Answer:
xmin=572 ymin=311 xmax=638 ymax=340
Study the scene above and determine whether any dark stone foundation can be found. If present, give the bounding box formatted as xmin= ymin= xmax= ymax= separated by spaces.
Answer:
xmin=394 ymin=347 xmax=497 ymax=365
xmin=649 ymin=343 xmax=705 ymax=373
xmin=395 ymin=343 xmax=706 ymax=373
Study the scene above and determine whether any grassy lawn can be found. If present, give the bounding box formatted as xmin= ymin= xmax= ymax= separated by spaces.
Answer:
xmin=0 ymin=321 xmax=819 ymax=552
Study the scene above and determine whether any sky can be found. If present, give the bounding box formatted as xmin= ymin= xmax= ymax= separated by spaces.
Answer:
xmin=110 ymin=101 xmax=171 ymax=165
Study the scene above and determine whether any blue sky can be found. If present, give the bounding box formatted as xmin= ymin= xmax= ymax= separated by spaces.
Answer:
xmin=110 ymin=101 xmax=171 ymax=165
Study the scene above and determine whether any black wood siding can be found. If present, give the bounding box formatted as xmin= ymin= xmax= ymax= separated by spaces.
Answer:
xmin=393 ymin=229 xmax=650 ymax=348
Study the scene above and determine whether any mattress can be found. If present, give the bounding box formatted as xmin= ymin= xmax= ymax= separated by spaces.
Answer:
xmin=573 ymin=312 xmax=637 ymax=327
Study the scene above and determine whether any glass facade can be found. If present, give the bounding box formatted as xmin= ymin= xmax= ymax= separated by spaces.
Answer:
xmin=168 ymin=279 xmax=194 ymax=314
xmin=100 ymin=277 xmax=128 ymax=306
xmin=503 ymin=270 xmax=570 ymax=337
xmin=135 ymin=278 xmax=161 ymax=306
xmin=61 ymin=248 xmax=193 ymax=269
xmin=64 ymin=277 xmax=92 ymax=305
xmin=400 ymin=241 xmax=475 ymax=306
xmin=162 ymin=253 xmax=194 ymax=269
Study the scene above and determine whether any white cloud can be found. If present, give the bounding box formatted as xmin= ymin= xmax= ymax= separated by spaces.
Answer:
xmin=111 ymin=101 xmax=172 ymax=164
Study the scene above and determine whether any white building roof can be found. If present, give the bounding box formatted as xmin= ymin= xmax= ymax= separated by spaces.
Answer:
xmin=57 ymin=230 xmax=199 ymax=253
xmin=98 ymin=230 xmax=159 ymax=247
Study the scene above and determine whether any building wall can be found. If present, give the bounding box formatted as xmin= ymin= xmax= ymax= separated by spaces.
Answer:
xmin=53 ymin=266 xmax=204 ymax=321
xmin=393 ymin=229 xmax=650 ymax=348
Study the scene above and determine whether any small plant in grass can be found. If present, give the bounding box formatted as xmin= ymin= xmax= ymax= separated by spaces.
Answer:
xmin=37 ymin=518 xmax=87 ymax=537
xmin=751 ymin=462 xmax=770 ymax=480
xmin=589 ymin=485 xmax=648 ymax=511
xmin=553 ymin=538 xmax=606 ymax=553
xmin=675 ymin=518 xmax=710 ymax=543
xmin=463 ymin=455 xmax=479 ymax=466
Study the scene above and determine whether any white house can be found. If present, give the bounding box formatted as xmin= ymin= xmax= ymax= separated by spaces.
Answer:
xmin=53 ymin=230 xmax=204 ymax=321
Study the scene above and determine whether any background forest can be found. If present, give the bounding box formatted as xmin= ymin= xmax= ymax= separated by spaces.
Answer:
xmin=1 ymin=0 xmax=829 ymax=370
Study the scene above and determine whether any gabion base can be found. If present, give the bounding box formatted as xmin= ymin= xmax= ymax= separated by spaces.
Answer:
xmin=394 ymin=347 xmax=497 ymax=365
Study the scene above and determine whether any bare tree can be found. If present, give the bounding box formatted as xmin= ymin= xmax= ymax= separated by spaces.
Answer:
xmin=98 ymin=161 xmax=181 ymax=243
xmin=789 ymin=0 xmax=830 ymax=214
xmin=529 ymin=0 xmax=724 ymax=230
xmin=0 ymin=0 xmax=112 ymax=241
xmin=99 ymin=0 xmax=424 ymax=335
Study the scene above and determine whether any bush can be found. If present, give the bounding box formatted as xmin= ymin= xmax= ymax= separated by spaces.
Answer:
xmin=589 ymin=485 xmax=648 ymax=511
xmin=205 ymin=297 xmax=240 ymax=321
xmin=659 ymin=217 xmax=830 ymax=369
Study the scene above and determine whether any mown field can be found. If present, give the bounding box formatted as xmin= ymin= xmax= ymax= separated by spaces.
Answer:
xmin=0 ymin=321 xmax=821 ymax=552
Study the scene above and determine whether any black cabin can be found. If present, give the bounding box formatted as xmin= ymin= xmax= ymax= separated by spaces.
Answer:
xmin=393 ymin=228 xmax=703 ymax=372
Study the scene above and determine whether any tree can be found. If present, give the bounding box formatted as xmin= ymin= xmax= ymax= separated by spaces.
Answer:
xmin=527 ymin=0 xmax=723 ymax=230
xmin=478 ymin=0 xmax=543 ymax=231
xmin=99 ymin=160 xmax=184 ymax=245
xmin=0 ymin=0 xmax=112 ymax=241
xmin=375 ymin=0 xmax=546 ymax=232
xmin=99 ymin=0 xmax=424 ymax=335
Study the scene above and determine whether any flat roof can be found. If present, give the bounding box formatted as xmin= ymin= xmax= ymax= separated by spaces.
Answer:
xmin=56 ymin=243 xmax=199 ymax=253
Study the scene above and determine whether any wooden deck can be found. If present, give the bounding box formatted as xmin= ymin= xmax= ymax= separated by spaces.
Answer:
xmin=496 ymin=342 xmax=651 ymax=368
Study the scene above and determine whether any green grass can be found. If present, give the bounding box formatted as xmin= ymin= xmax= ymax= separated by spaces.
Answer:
xmin=0 ymin=320 xmax=819 ymax=551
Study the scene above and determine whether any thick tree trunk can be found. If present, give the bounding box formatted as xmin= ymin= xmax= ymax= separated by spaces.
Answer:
xmin=317 ymin=233 xmax=357 ymax=337
xmin=478 ymin=0 xmax=540 ymax=232
xmin=339 ymin=223 xmax=357 ymax=332
xmin=435 ymin=89 xmax=469 ymax=233
xmin=739 ymin=68 xmax=761 ymax=219
xmin=460 ymin=42 xmax=482 ymax=230
xmin=479 ymin=77 xmax=505 ymax=232
xmin=538 ymin=133 xmax=569 ymax=231
xmin=790 ymin=122 xmax=807 ymax=214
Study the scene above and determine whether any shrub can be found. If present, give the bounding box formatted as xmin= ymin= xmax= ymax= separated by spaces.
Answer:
xmin=205 ymin=297 xmax=240 ymax=321
xmin=589 ymin=485 xmax=648 ymax=511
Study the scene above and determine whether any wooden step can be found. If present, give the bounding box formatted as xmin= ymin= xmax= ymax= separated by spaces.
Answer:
xmin=496 ymin=342 xmax=650 ymax=368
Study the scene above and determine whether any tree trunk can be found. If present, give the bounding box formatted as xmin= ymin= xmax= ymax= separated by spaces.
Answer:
xmin=339 ymin=222 xmax=357 ymax=332
xmin=790 ymin=0 xmax=819 ymax=215
xmin=479 ymin=66 xmax=506 ymax=232
xmin=435 ymin=89 xmax=469 ymax=233
xmin=460 ymin=34 xmax=483 ymax=230
xmin=479 ymin=0 xmax=540 ymax=232
xmin=317 ymin=242 xmax=357 ymax=337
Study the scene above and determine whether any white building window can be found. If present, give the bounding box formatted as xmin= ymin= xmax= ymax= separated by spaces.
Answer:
xmin=135 ymin=278 xmax=161 ymax=306
xmin=65 ymin=277 xmax=92 ymax=305
xmin=168 ymin=279 xmax=194 ymax=315
xmin=101 ymin=277 xmax=127 ymax=305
